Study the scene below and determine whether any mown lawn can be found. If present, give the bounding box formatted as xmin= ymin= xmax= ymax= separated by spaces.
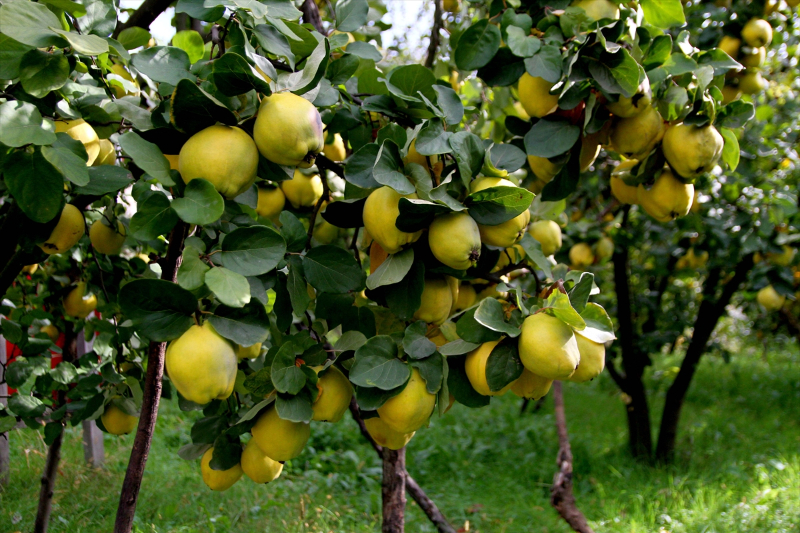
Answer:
xmin=2 ymin=341 xmax=799 ymax=533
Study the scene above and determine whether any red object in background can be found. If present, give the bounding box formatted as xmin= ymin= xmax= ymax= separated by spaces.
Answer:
xmin=5 ymin=332 xmax=66 ymax=396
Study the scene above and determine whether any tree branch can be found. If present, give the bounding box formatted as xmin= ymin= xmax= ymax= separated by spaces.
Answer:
xmin=424 ymin=0 xmax=444 ymax=69
xmin=114 ymin=221 xmax=188 ymax=533
xmin=550 ymin=381 xmax=595 ymax=533
xmin=113 ymin=0 xmax=174 ymax=38
xmin=300 ymin=0 xmax=325 ymax=34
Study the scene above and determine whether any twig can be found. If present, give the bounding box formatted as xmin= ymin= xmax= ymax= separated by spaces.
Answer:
xmin=350 ymin=227 xmax=362 ymax=268
xmin=424 ymin=0 xmax=444 ymax=69
xmin=300 ymin=0 xmax=325 ymax=34
xmin=112 ymin=0 xmax=174 ymax=38
xmin=306 ymin=173 xmax=332 ymax=249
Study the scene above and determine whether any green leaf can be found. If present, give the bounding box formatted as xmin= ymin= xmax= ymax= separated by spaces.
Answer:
xmin=438 ymin=339 xmax=480 ymax=356
xmin=118 ymin=131 xmax=174 ymax=185
xmin=335 ymin=0 xmax=368 ymax=32
xmin=0 ymin=0 xmax=65 ymax=48
xmin=210 ymin=436 xmax=242 ymax=471
xmin=19 ymin=50 xmax=70 ymax=98
xmin=447 ymin=355 xmax=490 ymax=408
xmin=485 ymin=337 xmax=523 ymax=392
xmin=334 ymin=330 xmax=368 ymax=353
xmin=51 ymin=361 xmax=78 ymax=384
xmin=524 ymin=45 xmax=562 ymax=83
xmin=117 ymin=27 xmax=152 ymax=50
xmin=219 ymin=225 xmax=287 ymax=276
xmin=719 ymin=127 xmax=740 ymax=171
xmin=567 ymin=271 xmax=594 ymax=313
xmin=172 ymin=30 xmax=205 ymax=63
xmin=716 ymin=100 xmax=755 ymax=130
xmin=0 ymin=416 xmax=18 ymax=433
xmin=292 ymin=38 xmax=330 ymax=95
xmin=279 ymin=211 xmax=307 ymax=252
xmin=456 ymin=307 xmax=503 ymax=344
xmin=640 ymin=0 xmax=685 ymax=29
xmin=303 ymin=245 xmax=365 ymax=294
xmin=524 ymin=119 xmax=580 ymax=158
xmin=286 ymin=258 xmax=311 ymax=316
xmin=77 ymin=166 xmax=134 ymax=196
xmin=327 ymin=53 xmax=359 ymax=85
xmin=43 ymin=0 xmax=86 ymax=16
xmin=52 ymin=30 xmax=108 ymax=55
xmin=0 ymin=34 xmax=33 ymax=80
xmin=3 ymin=150 xmax=63 ymax=223
xmin=415 ymin=118 xmax=452 ymax=156
xmin=175 ymin=0 xmax=225 ymax=21
xmin=275 ymin=391 xmax=313 ymax=423
xmin=474 ymin=298 xmax=521 ymax=338
xmin=466 ymin=186 xmax=533 ymax=226
xmin=177 ymin=247 xmax=210 ymax=291
xmin=579 ymin=302 xmax=615 ymax=343
xmin=271 ymin=343 xmax=306 ymax=394
xmin=253 ymin=24 xmax=295 ymax=69
xmin=506 ymin=26 xmax=540 ymax=58
xmin=8 ymin=395 xmax=46 ymax=418
xmin=454 ymin=19 xmax=501 ymax=71
xmin=543 ymin=291 xmax=586 ymax=331
xmin=171 ymin=178 xmax=225 ymax=225
xmin=607 ymin=48 xmax=644 ymax=99
xmin=212 ymin=52 xmax=272 ymax=97
xmin=129 ymin=191 xmax=178 ymax=240
xmin=384 ymin=258 xmax=424 ymax=321
xmin=402 ymin=321 xmax=436 ymax=360
xmin=119 ymin=279 xmax=197 ymax=342
xmin=208 ymin=301 xmax=270 ymax=346
xmin=41 ymin=133 xmax=90 ymax=186
xmin=431 ymin=85 xmax=464 ymax=126
xmin=170 ymin=79 xmax=238 ymax=135
xmin=1 ymin=319 xmax=23 ymax=344
xmin=350 ymin=336 xmax=410 ymax=390
xmin=448 ymin=131 xmax=485 ymax=186
xmin=0 ymin=101 xmax=57 ymax=147
xmin=410 ymin=352 xmax=443 ymax=394
xmin=385 ymin=64 xmax=437 ymax=103
xmin=366 ymin=248 xmax=414 ymax=290
xmin=205 ymin=267 xmax=252 ymax=308
xmin=132 ymin=46 xmax=195 ymax=86
xmin=344 ymin=143 xmax=380 ymax=189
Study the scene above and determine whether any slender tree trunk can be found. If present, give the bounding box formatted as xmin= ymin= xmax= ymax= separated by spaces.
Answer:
xmin=611 ymin=220 xmax=652 ymax=460
xmin=114 ymin=222 xmax=188 ymax=533
xmin=655 ymin=255 xmax=754 ymax=462
xmin=382 ymin=448 xmax=406 ymax=533
xmin=349 ymin=399 xmax=456 ymax=533
xmin=550 ymin=382 xmax=595 ymax=533
xmin=300 ymin=0 xmax=325 ymax=34
xmin=424 ymin=0 xmax=443 ymax=69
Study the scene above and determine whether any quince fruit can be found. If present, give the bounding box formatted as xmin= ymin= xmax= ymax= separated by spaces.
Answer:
xmin=594 ymin=236 xmax=615 ymax=261
xmin=108 ymin=63 xmax=139 ymax=99
xmin=443 ymin=0 xmax=460 ymax=13
xmin=41 ymin=324 xmax=59 ymax=342
xmin=567 ymin=333 xmax=605 ymax=382
xmin=471 ymin=178 xmax=531 ymax=248
xmin=428 ymin=212 xmax=481 ymax=270
xmin=40 ymin=204 xmax=85 ymax=255
xmin=718 ymin=35 xmax=741 ymax=58
xmin=757 ymin=285 xmax=785 ymax=311
xmin=739 ymin=71 xmax=767 ymax=94
xmin=101 ymin=403 xmax=138 ymax=435
xmin=414 ymin=278 xmax=454 ymax=326
xmin=241 ymin=439 xmax=283 ymax=484
xmin=452 ymin=283 xmax=477 ymax=313
xmin=236 ymin=343 xmax=262 ymax=360
xmin=93 ymin=139 xmax=116 ymax=166
xmin=201 ymin=448 xmax=243 ymax=491
xmin=768 ymin=245 xmax=796 ymax=267
xmin=607 ymin=78 xmax=652 ymax=118
xmin=251 ymin=407 xmax=310 ymax=461
xmin=365 ymin=416 xmax=415 ymax=450
xmin=363 ymin=186 xmax=423 ymax=254
xmin=322 ymin=132 xmax=347 ymax=162
xmin=311 ymin=365 xmax=353 ymax=423
xmin=518 ymin=313 xmax=580 ymax=380
xmin=662 ymin=123 xmax=724 ymax=180
xmin=253 ymin=92 xmax=324 ymax=168
xmin=609 ymin=105 xmax=665 ymax=160
xmin=377 ymin=367 xmax=435 ymax=434
xmin=510 ymin=369 xmax=552 ymax=400
xmin=281 ymin=169 xmax=324 ymax=209
xmin=610 ymin=170 xmax=640 ymax=205
xmin=90 ymin=218 xmax=126 ymax=255
xmin=466 ymin=339 xmax=514 ymax=396
xmin=742 ymin=18 xmax=773 ymax=48
xmin=529 ymin=220 xmax=562 ymax=256
xmin=179 ymin=125 xmax=259 ymax=199
xmin=63 ymin=282 xmax=97 ymax=319
xmin=165 ymin=323 xmax=237 ymax=405
xmin=55 ymin=119 xmax=100 ymax=165
xmin=527 ymin=155 xmax=563 ymax=183
xmin=518 ymin=73 xmax=559 ymax=118
xmin=404 ymin=139 xmax=443 ymax=177
xmin=256 ymin=186 xmax=285 ymax=221
xmin=492 ymin=244 xmax=526 ymax=272
xmin=740 ymin=46 xmax=766 ymax=68
xmin=569 ymin=243 xmax=595 ymax=269
xmin=637 ymin=169 xmax=694 ymax=222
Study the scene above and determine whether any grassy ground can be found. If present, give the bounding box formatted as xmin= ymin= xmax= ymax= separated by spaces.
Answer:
xmin=2 ymin=342 xmax=799 ymax=533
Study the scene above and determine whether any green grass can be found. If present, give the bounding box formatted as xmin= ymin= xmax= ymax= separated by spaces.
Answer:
xmin=2 ymin=342 xmax=800 ymax=533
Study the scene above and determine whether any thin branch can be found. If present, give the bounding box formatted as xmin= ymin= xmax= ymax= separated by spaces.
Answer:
xmin=424 ymin=0 xmax=444 ymax=69
xmin=300 ymin=0 xmax=326 ymax=34
xmin=350 ymin=226 xmax=362 ymax=268
xmin=113 ymin=0 xmax=174 ymax=38
xmin=316 ymin=154 xmax=345 ymax=178
xmin=306 ymin=173 xmax=332 ymax=249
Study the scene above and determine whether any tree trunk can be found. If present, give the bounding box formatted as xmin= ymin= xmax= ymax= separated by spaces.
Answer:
xmin=114 ymin=222 xmax=188 ymax=533
xmin=33 ymin=429 xmax=63 ymax=533
xmin=424 ymin=0 xmax=443 ymax=69
xmin=611 ymin=220 xmax=653 ymax=460
xmin=300 ymin=0 xmax=325 ymax=34
xmin=382 ymin=447 xmax=406 ymax=533
xmin=550 ymin=382 xmax=595 ymax=533
xmin=655 ymin=255 xmax=753 ymax=462
xmin=113 ymin=0 xmax=174 ymax=38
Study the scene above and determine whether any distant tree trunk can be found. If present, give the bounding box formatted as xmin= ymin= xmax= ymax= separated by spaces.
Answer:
xmin=655 ymin=255 xmax=754 ymax=462
xmin=114 ymin=222 xmax=188 ymax=533
xmin=611 ymin=218 xmax=653 ymax=460
xmin=33 ymin=324 xmax=76 ymax=533
xmin=300 ymin=0 xmax=325 ymax=34
xmin=382 ymin=448 xmax=406 ymax=533
xmin=550 ymin=382 xmax=595 ymax=533
xmin=424 ymin=0 xmax=443 ymax=69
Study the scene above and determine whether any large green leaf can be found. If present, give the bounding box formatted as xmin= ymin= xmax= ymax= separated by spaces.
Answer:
xmin=579 ymin=303 xmax=616 ymax=343
xmin=3 ymin=150 xmax=63 ymax=223
xmin=366 ymin=248 xmax=414 ymax=290
xmin=454 ymin=19 xmax=501 ymax=71
xmin=52 ymin=29 xmax=108 ymax=55
xmin=410 ymin=352 xmax=443 ymax=394
xmin=485 ymin=337 xmax=523 ymax=392
xmin=303 ymin=245 xmax=365 ymax=294
xmin=350 ymin=336 xmax=410 ymax=390
xmin=474 ymin=297 xmax=521 ymax=338
xmin=177 ymin=247 xmax=210 ymax=291
xmin=77 ymin=166 xmax=134 ymax=196
xmin=253 ymin=24 xmax=295 ymax=69
xmin=640 ymin=0 xmax=685 ymax=28
xmin=119 ymin=279 xmax=197 ymax=342
xmin=0 ymin=0 xmax=66 ymax=48
xmin=132 ymin=46 xmax=195 ymax=85
xmin=171 ymin=178 xmax=225 ymax=225
xmin=208 ymin=301 xmax=270 ymax=346
xmin=275 ymin=391 xmax=313 ymax=423
xmin=170 ymin=79 xmax=238 ymax=135
xmin=0 ymin=35 xmax=33 ymax=80
xmin=466 ymin=186 xmax=533 ymax=226
xmin=219 ymin=226 xmax=286 ymax=276
xmin=205 ymin=267 xmax=251 ymax=308
xmin=172 ymin=30 xmax=205 ymax=63
xmin=271 ymin=342 xmax=306 ymax=394
xmin=118 ymin=131 xmax=174 ymax=185
xmin=0 ymin=101 xmax=57 ymax=147
xmin=129 ymin=191 xmax=178 ymax=240
xmin=41 ymin=133 xmax=90 ymax=186
xmin=19 ymin=50 xmax=70 ymax=98
xmin=524 ymin=119 xmax=581 ymax=158
xmin=402 ymin=321 xmax=437 ymax=360
xmin=456 ymin=307 xmax=502 ymax=344
xmin=335 ymin=0 xmax=368 ymax=32
xmin=211 ymin=52 xmax=272 ymax=97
